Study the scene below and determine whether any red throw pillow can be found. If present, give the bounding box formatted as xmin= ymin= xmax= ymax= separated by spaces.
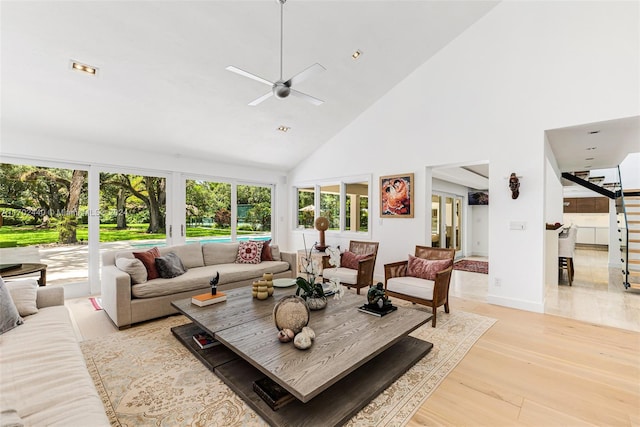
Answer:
xmin=236 ymin=241 xmax=264 ymax=264
xmin=133 ymin=247 xmax=161 ymax=280
xmin=341 ymin=251 xmax=370 ymax=270
xmin=253 ymin=239 xmax=273 ymax=261
xmin=407 ymin=255 xmax=452 ymax=281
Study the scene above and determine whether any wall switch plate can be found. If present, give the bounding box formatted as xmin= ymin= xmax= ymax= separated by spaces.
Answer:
xmin=510 ymin=221 xmax=526 ymax=230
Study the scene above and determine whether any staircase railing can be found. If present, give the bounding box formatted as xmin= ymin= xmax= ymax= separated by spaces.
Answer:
xmin=615 ymin=166 xmax=630 ymax=289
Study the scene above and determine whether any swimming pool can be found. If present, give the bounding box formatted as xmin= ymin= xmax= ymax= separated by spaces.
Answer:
xmin=130 ymin=235 xmax=271 ymax=248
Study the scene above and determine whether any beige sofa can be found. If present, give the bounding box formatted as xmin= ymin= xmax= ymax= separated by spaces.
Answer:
xmin=0 ymin=280 xmax=110 ymax=426
xmin=101 ymin=242 xmax=296 ymax=328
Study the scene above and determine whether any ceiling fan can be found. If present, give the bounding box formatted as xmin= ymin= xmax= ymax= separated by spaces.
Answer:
xmin=226 ymin=0 xmax=325 ymax=106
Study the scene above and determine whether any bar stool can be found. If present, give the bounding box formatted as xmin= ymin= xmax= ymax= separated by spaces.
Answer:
xmin=558 ymin=226 xmax=578 ymax=286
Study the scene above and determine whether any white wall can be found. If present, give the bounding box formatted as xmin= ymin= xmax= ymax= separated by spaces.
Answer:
xmin=470 ymin=205 xmax=489 ymax=257
xmin=288 ymin=1 xmax=639 ymax=312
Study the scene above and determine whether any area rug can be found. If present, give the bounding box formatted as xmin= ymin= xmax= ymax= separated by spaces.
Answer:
xmin=453 ymin=259 xmax=489 ymax=274
xmin=81 ymin=309 xmax=495 ymax=427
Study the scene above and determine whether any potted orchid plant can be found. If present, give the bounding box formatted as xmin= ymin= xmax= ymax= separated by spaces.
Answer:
xmin=295 ymin=238 xmax=344 ymax=309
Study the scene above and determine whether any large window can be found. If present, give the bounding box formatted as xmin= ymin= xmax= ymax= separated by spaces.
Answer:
xmin=320 ymin=184 xmax=340 ymax=230
xmin=295 ymin=176 xmax=370 ymax=234
xmin=185 ymin=179 xmax=231 ymax=242
xmin=236 ymin=184 xmax=272 ymax=240
xmin=345 ymin=182 xmax=369 ymax=232
xmin=0 ymin=163 xmax=89 ymax=286
xmin=297 ymin=186 xmax=315 ymax=229
xmin=99 ymin=173 xmax=167 ymax=250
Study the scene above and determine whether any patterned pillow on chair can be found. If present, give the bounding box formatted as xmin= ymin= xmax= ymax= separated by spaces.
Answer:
xmin=341 ymin=251 xmax=370 ymax=270
xmin=407 ymin=255 xmax=452 ymax=281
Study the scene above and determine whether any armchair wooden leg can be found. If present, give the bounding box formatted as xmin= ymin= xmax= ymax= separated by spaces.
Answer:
xmin=356 ymin=287 xmax=360 ymax=295
xmin=444 ymin=302 xmax=450 ymax=313
xmin=431 ymin=310 xmax=437 ymax=327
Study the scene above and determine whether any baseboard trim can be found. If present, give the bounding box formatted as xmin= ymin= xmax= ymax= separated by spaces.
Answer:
xmin=486 ymin=294 xmax=544 ymax=313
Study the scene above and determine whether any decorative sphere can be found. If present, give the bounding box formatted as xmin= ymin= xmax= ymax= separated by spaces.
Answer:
xmin=273 ymin=295 xmax=309 ymax=334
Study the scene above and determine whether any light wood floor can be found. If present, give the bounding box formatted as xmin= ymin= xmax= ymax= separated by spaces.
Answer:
xmin=409 ymin=297 xmax=640 ymax=426
xmin=67 ymin=293 xmax=640 ymax=426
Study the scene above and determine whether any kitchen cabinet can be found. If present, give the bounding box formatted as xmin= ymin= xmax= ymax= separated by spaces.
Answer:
xmin=563 ymin=197 xmax=609 ymax=213
xmin=576 ymin=227 xmax=609 ymax=246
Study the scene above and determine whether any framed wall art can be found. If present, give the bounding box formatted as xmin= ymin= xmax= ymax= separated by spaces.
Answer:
xmin=380 ymin=173 xmax=414 ymax=218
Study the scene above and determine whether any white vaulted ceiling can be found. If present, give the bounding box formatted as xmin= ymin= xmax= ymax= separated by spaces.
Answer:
xmin=1 ymin=0 xmax=499 ymax=170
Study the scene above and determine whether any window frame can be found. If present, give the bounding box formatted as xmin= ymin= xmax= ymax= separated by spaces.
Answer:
xmin=293 ymin=174 xmax=371 ymax=238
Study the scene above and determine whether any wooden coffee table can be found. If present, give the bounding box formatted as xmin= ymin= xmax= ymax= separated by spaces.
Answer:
xmin=0 ymin=263 xmax=47 ymax=285
xmin=171 ymin=287 xmax=432 ymax=426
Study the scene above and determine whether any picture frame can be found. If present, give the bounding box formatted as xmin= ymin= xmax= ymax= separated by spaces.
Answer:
xmin=380 ymin=173 xmax=414 ymax=218
xmin=468 ymin=190 xmax=489 ymax=206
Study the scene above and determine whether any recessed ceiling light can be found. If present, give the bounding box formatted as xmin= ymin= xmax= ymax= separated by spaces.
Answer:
xmin=586 ymin=146 xmax=597 ymax=150
xmin=277 ymin=125 xmax=290 ymax=132
xmin=351 ymin=50 xmax=363 ymax=60
xmin=70 ymin=60 xmax=98 ymax=76
xmin=585 ymin=157 xmax=594 ymax=161
xmin=585 ymin=165 xmax=592 ymax=169
xmin=588 ymin=130 xmax=600 ymax=134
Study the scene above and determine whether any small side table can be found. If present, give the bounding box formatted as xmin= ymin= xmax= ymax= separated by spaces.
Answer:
xmin=0 ymin=263 xmax=48 ymax=286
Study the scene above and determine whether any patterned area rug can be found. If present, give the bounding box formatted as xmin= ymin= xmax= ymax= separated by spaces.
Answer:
xmin=454 ymin=259 xmax=489 ymax=274
xmin=81 ymin=309 xmax=495 ymax=427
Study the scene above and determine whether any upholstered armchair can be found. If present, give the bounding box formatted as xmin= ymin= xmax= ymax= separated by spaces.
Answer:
xmin=384 ymin=246 xmax=455 ymax=327
xmin=322 ymin=241 xmax=379 ymax=294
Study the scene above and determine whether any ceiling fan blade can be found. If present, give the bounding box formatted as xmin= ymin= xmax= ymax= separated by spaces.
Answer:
xmin=248 ymin=91 xmax=274 ymax=106
xmin=226 ymin=66 xmax=273 ymax=87
xmin=285 ymin=63 xmax=326 ymax=87
xmin=290 ymin=89 xmax=324 ymax=106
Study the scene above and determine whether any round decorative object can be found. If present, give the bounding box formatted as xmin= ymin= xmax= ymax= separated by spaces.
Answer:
xmin=273 ymin=295 xmax=310 ymax=334
xmin=294 ymin=332 xmax=312 ymax=350
xmin=314 ymin=217 xmax=329 ymax=231
xmin=257 ymin=291 xmax=269 ymax=300
xmin=306 ymin=296 xmax=327 ymax=311
xmin=263 ymin=273 xmax=274 ymax=281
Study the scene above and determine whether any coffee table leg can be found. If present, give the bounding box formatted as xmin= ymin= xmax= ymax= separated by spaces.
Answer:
xmin=39 ymin=269 xmax=46 ymax=286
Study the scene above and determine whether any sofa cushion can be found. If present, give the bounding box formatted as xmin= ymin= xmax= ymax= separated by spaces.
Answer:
xmin=407 ymin=255 xmax=452 ymax=281
xmin=270 ymin=244 xmax=281 ymax=261
xmin=0 ymin=278 xmax=23 ymax=334
xmin=323 ymin=267 xmax=358 ymax=285
xmin=133 ymin=247 xmax=161 ymax=280
xmin=115 ymin=257 xmax=148 ymax=284
xmin=341 ymin=251 xmax=370 ymax=270
xmin=203 ymin=242 xmax=240 ymax=265
xmin=131 ymin=261 xmax=291 ymax=298
xmin=158 ymin=243 xmax=204 ymax=269
xmin=236 ymin=241 xmax=263 ymax=264
xmin=255 ymin=239 xmax=273 ymax=261
xmin=155 ymin=252 xmax=187 ymax=279
xmin=387 ymin=276 xmax=435 ymax=300
xmin=5 ymin=279 xmax=39 ymax=317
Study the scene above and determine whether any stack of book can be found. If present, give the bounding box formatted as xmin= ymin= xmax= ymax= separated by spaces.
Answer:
xmin=358 ymin=303 xmax=397 ymax=317
xmin=252 ymin=377 xmax=295 ymax=411
xmin=192 ymin=331 xmax=218 ymax=349
xmin=191 ymin=291 xmax=227 ymax=307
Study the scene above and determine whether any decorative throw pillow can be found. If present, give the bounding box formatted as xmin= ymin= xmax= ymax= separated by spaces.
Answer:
xmin=115 ymin=257 xmax=148 ymax=284
xmin=155 ymin=252 xmax=187 ymax=279
xmin=5 ymin=280 xmax=39 ymax=317
xmin=0 ymin=278 xmax=23 ymax=335
xmin=236 ymin=241 xmax=263 ymax=264
xmin=341 ymin=251 xmax=370 ymax=270
xmin=407 ymin=255 xmax=452 ymax=281
xmin=253 ymin=239 xmax=273 ymax=261
xmin=133 ymin=247 xmax=161 ymax=280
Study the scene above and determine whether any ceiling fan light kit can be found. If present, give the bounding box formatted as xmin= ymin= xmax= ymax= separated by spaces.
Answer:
xmin=226 ymin=0 xmax=325 ymax=106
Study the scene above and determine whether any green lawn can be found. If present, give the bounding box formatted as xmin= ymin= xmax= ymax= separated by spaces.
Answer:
xmin=0 ymin=224 xmax=253 ymax=246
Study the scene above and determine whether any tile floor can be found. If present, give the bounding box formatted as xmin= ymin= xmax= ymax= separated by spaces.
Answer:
xmin=449 ymin=249 xmax=640 ymax=332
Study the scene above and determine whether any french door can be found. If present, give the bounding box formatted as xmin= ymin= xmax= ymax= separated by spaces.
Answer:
xmin=431 ymin=193 xmax=463 ymax=256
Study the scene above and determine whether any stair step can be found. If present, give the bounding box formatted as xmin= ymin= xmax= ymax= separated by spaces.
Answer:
xmin=628 ymin=260 xmax=640 ymax=265
xmin=629 ymin=249 xmax=640 ymax=254
xmin=628 ymin=271 xmax=640 ymax=277
xmin=630 ymin=283 xmax=640 ymax=289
